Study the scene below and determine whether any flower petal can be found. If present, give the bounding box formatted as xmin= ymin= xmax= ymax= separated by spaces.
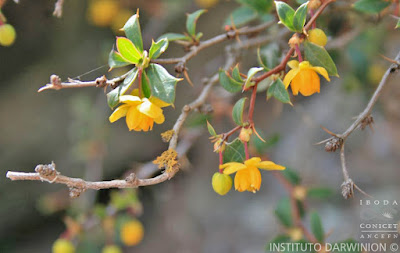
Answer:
xmin=257 ymin=161 xmax=285 ymax=170
xmin=283 ymin=69 xmax=300 ymax=89
xmin=312 ymin=66 xmax=330 ymax=82
xmin=149 ymin=97 xmax=170 ymax=108
xmin=287 ymin=60 xmax=299 ymax=69
xmin=154 ymin=113 xmax=165 ymax=124
xmin=234 ymin=169 xmax=250 ymax=192
xmin=221 ymin=162 xmax=247 ymax=175
xmin=109 ymin=104 xmax=130 ymax=123
xmin=297 ymin=70 xmax=320 ymax=96
xmin=244 ymin=157 xmax=262 ymax=167
xmin=248 ymin=167 xmax=261 ymax=192
xmin=120 ymin=95 xmax=142 ymax=105
xmin=126 ymin=106 xmax=142 ymax=131
xmin=137 ymin=98 xmax=163 ymax=118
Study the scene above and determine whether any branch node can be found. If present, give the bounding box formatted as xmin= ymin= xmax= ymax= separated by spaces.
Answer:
xmin=175 ymin=62 xmax=186 ymax=74
xmin=324 ymin=137 xmax=343 ymax=152
xmin=183 ymin=105 xmax=191 ymax=112
xmin=341 ymin=178 xmax=354 ymax=199
xmin=69 ymin=187 xmax=85 ymax=198
xmin=95 ymin=75 xmax=108 ymax=88
xmin=35 ymin=161 xmax=59 ymax=183
xmin=125 ymin=173 xmax=138 ymax=187
xmin=360 ymin=114 xmax=374 ymax=131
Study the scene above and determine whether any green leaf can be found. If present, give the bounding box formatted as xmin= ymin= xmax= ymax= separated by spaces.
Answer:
xmin=396 ymin=18 xmax=400 ymax=29
xmin=292 ymin=2 xmax=308 ymax=32
xmin=108 ymin=49 xmax=131 ymax=70
xmin=107 ymin=68 xmax=138 ymax=108
xmin=257 ymin=43 xmax=280 ymax=70
xmin=223 ymin=138 xmax=246 ymax=163
xmin=141 ymin=71 xmax=151 ymax=98
xmin=265 ymin=235 xmax=290 ymax=252
xmin=267 ymin=78 xmax=292 ymax=104
xmin=275 ymin=197 xmax=293 ymax=227
xmin=186 ymin=9 xmax=207 ymax=37
xmin=238 ymin=0 xmax=274 ymax=14
xmin=275 ymin=1 xmax=296 ymax=31
xmin=353 ymin=0 xmax=390 ymax=14
xmin=146 ymin=64 xmax=181 ymax=104
xmin=157 ymin=33 xmax=190 ymax=42
xmin=123 ymin=14 xmax=143 ymax=52
xmin=307 ymin=187 xmax=334 ymax=199
xmin=116 ymin=37 xmax=142 ymax=64
xmin=281 ymin=167 xmax=301 ymax=185
xmin=219 ymin=70 xmax=243 ymax=93
xmin=232 ymin=65 xmax=243 ymax=82
xmin=149 ymin=38 xmax=169 ymax=59
xmin=244 ymin=67 xmax=263 ymax=89
xmin=224 ymin=6 xmax=258 ymax=27
xmin=304 ymin=41 xmax=339 ymax=76
xmin=232 ymin=97 xmax=247 ymax=126
xmin=310 ymin=211 xmax=324 ymax=243
xmin=207 ymin=121 xmax=217 ymax=136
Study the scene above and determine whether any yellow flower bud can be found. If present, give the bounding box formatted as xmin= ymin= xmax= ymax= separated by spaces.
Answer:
xmin=287 ymin=227 xmax=303 ymax=241
xmin=52 ymin=239 xmax=75 ymax=253
xmin=239 ymin=128 xmax=252 ymax=143
xmin=307 ymin=28 xmax=328 ymax=47
xmin=102 ymin=245 xmax=122 ymax=253
xmin=212 ymin=172 xmax=232 ymax=195
xmin=213 ymin=139 xmax=226 ymax=153
xmin=120 ymin=219 xmax=144 ymax=246
xmin=0 ymin=24 xmax=16 ymax=47
xmin=293 ymin=186 xmax=307 ymax=201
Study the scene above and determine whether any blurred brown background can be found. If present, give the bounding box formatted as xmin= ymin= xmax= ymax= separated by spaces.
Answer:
xmin=1 ymin=0 xmax=399 ymax=252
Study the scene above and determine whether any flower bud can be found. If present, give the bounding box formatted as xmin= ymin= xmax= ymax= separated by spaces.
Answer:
xmin=102 ymin=245 xmax=122 ymax=253
xmin=239 ymin=128 xmax=252 ymax=143
xmin=293 ymin=186 xmax=307 ymax=201
xmin=287 ymin=227 xmax=303 ymax=241
xmin=120 ymin=219 xmax=144 ymax=246
xmin=213 ymin=139 xmax=226 ymax=153
xmin=0 ymin=24 xmax=16 ymax=47
xmin=288 ymin=34 xmax=304 ymax=48
xmin=212 ymin=172 xmax=232 ymax=195
xmin=308 ymin=0 xmax=321 ymax=10
xmin=52 ymin=239 xmax=75 ymax=253
xmin=307 ymin=28 xmax=328 ymax=47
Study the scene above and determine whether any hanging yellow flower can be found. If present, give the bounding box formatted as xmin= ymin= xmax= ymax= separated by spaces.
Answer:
xmin=109 ymin=95 xmax=169 ymax=131
xmin=220 ymin=157 xmax=285 ymax=193
xmin=283 ymin=60 xmax=330 ymax=96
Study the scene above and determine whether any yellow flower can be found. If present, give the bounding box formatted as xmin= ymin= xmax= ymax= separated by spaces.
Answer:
xmin=109 ymin=95 xmax=169 ymax=131
xmin=120 ymin=219 xmax=144 ymax=246
xmin=220 ymin=157 xmax=285 ymax=193
xmin=283 ymin=60 xmax=330 ymax=96
xmin=52 ymin=239 xmax=75 ymax=253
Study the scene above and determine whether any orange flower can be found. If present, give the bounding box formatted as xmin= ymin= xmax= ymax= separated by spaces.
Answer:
xmin=283 ymin=60 xmax=330 ymax=96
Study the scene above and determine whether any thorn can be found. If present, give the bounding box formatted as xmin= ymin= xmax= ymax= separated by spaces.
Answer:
xmin=183 ymin=69 xmax=194 ymax=87
xmin=320 ymin=125 xmax=338 ymax=137
xmin=380 ymin=54 xmax=400 ymax=65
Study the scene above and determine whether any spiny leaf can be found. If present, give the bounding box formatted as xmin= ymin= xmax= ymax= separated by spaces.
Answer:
xmin=292 ymin=2 xmax=308 ymax=32
xmin=186 ymin=9 xmax=207 ymax=37
xmin=122 ymin=14 xmax=143 ymax=52
xmin=116 ymin=37 xmax=142 ymax=64
xmin=146 ymin=64 xmax=181 ymax=104
xmin=223 ymin=138 xmax=246 ymax=163
xmin=219 ymin=70 xmax=243 ymax=93
xmin=108 ymin=49 xmax=131 ymax=70
xmin=107 ymin=68 xmax=139 ymax=108
xmin=207 ymin=121 xmax=217 ymax=136
xmin=267 ymin=78 xmax=292 ymax=105
xmin=157 ymin=33 xmax=190 ymax=42
xmin=149 ymin=38 xmax=169 ymax=59
xmin=275 ymin=1 xmax=296 ymax=31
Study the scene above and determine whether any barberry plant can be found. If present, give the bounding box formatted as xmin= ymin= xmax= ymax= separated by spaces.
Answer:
xmin=3 ymin=0 xmax=400 ymax=251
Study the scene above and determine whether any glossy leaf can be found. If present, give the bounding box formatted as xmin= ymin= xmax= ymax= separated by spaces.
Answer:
xmin=293 ymin=2 xmax=308 ymax=32
xmin=141 ymin=71 xmax=151 ymax=98
xmin=219 ymin=70 xmax=243 ymax=93
xmin=353 ymin=0 xmax=390 ymax=14
xmin=107 ymin=68 xmax=138 ymax=108
xmin=116 ymin=37 xmax=142 ymax=64
xmin=310 ymin=211 xmax=324 ymax=243
xmin=275 ymin=1 xmax=296 ymax=31
xmin=232 ymin=97 xmax=247 ymax=126
xmin=223 ymin=138 xmax=246 ymax=163
xmin=186 ymin=9 xmax=206 ymax=37
xmin=146 ymin=63 xmax=181 ymax=104
xmin=149 ymin=38 xmax=169 ymax=59
xmin=244 ymin=67 xmax=263 ymax=89
xmin=157 ymin=33 xmax=190 ymax=42
xmin=267 ymin=78 xmax=292 ymax=104
xmin=224 ymin=6 xmax=258 ymax=27
xmin=275 ymin=197 xmax=293 ymax=227
xmin=307 ymin=187 xmax=334 ymax=198
xmin=207 ymin=121 xmax=217 ymax=136
xmin=108 ymin=49 xmax=131 ymax=70
xmin=304 ymin=41 xmax=339 ymax=76
xmin=123 ymin=14 xmax=143 ymax=52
